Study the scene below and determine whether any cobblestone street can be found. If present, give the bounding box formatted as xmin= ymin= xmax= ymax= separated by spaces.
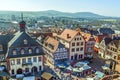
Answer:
xmin=89 ymin=53 xmax=105 ymax=71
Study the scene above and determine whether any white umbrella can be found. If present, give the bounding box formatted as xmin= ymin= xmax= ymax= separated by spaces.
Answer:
xmin=74 ymin=62 xmax=87 ymax=67
xmin=82 ymin=65 xmax=91 ymax=70
xmin=73 ymin=68 xmax=83 ymax=72
xmin=66 ymin=66 xmax=73 ymax=71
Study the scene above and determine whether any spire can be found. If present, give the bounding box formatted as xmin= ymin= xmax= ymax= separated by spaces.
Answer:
xmin=19 ymin=13 xmax=26 ymax=32
xmin=21 ymin=13 xmax=23 ymax=21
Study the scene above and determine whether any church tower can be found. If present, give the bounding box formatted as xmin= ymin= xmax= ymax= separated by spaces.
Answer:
xmin=19 ymin=13 xmax=26 ymax=32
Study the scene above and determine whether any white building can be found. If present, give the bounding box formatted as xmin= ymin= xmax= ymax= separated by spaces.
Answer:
xmin=57 ymin=29 xmax=85 ymax=61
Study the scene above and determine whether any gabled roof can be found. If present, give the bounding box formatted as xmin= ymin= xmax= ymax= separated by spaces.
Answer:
xmin=0 ymin=34 xmax=14 ymax=54
xmin=8 ymin=31 xmax=40 ymax=48
xmin=43 ymin=36 xmax=59 ymax=53
xmin=58 ymin=29 xmax=78 ymax=42
xmin=95 ymin=35 xmax=105 ymax=43
xmin=98 ymin=28 xmax=115 ymax=34
xmin=110 ymin=38 xmax=120 ymax=48
xmin=6 ymin=31 xmax=44 ymax=58
xmin=80 ymin=32 xmax=92 ymax=42
xmin=103 ymin=37 xmax=112 ymax=45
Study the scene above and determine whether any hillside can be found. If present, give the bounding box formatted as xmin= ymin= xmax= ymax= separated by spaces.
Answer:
xmin=0 ymin=10 xmax=106 ymax=19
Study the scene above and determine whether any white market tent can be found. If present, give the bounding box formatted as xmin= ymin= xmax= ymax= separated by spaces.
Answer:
xmin=23 ymin=76 xmax=35 ymax=80
xmin=73 ymin=68 xmax=83 ymax=72
xmin=74 ymin=62 xmax=87 ymax=67
xmin=66 ymin=65 xmax=73 ymax=71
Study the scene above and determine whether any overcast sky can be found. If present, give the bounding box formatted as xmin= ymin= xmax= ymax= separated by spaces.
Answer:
xmin=0 ymin=0 xmax=120 ymax=17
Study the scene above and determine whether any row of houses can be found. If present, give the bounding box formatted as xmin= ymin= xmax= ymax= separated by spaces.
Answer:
xmin=0 ymin=18 xmax=96 ymax=78
xmin=1 ymin=17 xmax=119 ymax=79
xmin=98 ymin=36 xmax=120 ymax=73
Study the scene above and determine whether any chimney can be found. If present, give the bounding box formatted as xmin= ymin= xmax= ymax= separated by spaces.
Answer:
xmin=67 ymin=34 xmax=70 ymax=39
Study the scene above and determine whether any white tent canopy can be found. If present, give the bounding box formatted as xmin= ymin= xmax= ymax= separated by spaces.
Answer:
xmin=66 ymin=65 xmax=73 ymax=71
xmin=23 ymin=76 xmax=35 ymax=80
xmin=74 ymin=62 xmax=87 ymax=67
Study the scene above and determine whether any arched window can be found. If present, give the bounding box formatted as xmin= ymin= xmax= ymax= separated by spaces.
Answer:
xmin=13 ymin=49 xmax=17 ymax=55
xmin=21 ymin=49 xmax=25 ymax=54
xmin=36 ymin=48 xmax=39 ymax=53
xmin=28 ymin=48 xmax=32 ymax=54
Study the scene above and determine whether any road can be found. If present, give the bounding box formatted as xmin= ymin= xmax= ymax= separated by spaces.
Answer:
xmin=89 ymin=53 xmax=105 ymax=71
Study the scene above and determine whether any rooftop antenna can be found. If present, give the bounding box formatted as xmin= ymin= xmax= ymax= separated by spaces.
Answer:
xmin=21 ymin=13 xmax=23 ymax=21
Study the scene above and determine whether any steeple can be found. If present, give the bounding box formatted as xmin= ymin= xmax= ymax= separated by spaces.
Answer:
xmin=19 ymin=13 xmax=26 ymax=32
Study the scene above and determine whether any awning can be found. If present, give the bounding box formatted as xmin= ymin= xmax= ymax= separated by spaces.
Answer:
xmin=41 ymin=72 xmax=53 ymax=80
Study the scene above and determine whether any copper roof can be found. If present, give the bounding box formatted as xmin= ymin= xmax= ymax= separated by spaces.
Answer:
xmin=58 ymin=29 xmax=78 ymax=42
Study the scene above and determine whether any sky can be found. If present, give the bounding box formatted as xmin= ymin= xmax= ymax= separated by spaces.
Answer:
xmin=0 ymin=0 xmax=120 ymax=17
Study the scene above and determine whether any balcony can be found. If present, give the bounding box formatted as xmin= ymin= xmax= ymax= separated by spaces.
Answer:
xmin=22 ymin=62 xmax=32 ymax=66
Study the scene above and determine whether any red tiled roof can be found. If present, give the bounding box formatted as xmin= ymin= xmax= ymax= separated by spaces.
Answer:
xmin=95 ymin=35 xmax=105 ymax=43
xmin=44 ymin=36 xmax=59 ymax=53
xmin=58 ymin=29 xmax=78 ymax=42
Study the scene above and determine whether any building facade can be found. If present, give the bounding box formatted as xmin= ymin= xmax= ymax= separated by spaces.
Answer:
xmin=42 ymin=36 xmax=69 ymax=67
xmin=6 ymin=19 xmax=44 ymax=76
xmin=57 ymin=29 xmax=85 ymax=61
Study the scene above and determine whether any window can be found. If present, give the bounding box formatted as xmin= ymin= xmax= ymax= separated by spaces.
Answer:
xmin=22 ymin=58 xmax=26 ymax=64
xmin=81 ymin=42 xmax=83 ymax=45
xmin=72 ymin=43 xmax=75 ymax=46
xmin=79 ymin=37 xmax=81 ymax=40
xmin=80 ymin=47 xmax=83 ymax=51
xmin=77 ymin=38 xmax=79 ymax=40
xmin=12 ymin=69 xmax=14 ymax=74
xmin=17 ymin=59 xmax=21 ymax=64
xmin=28 ymin=48 xmax=32 ymax=54
xmin=76 ymin=48 xmax=79 ymax=51
xmin=23 ymin=39 xmax=27 ymax=44
xmin=71 ymin=56 xmax=73 ymax=60
xmin=0 ymin=45 xmax=3 ymax=51
xmin=71 ymin=48 xmax=75 ymax=52
xmin=11 ymin=59 xmax=15 ymax=65
xmin=33 ymin=57 xmax=37 ymax=62
xmin=25 ymin=68 xmax=29 ymax=72
xmin=28 ymin=58 xmax=31 ymax=63
xmin=36 ymin=48 xmax=39 ymax=53
xmin=39 ymin=66 xmax=41 ymax=71
xmin=13 ymin=49 xmax=17 ymax=55
xmin=21 ymin=49 xmax=25 ymax=54
xmin=74 ymin=38 xmax=76 ymax=41
xmin=114 ymin=56 xmax=116 ymax=59
xmin=80 ymin=55 xmax=83 ymax=59
xmin=79 ymin=55 xmax=81 ymax=59
xmin=76 ymin=42 xmax=80 ymax=46
xmin=38 ymin=57 xmax=41 ymax=62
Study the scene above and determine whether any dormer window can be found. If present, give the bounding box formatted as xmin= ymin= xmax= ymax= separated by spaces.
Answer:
xmin=36 ymin=48 xmax=39 ymax=53
xmin=13 ymin=49 xmax=17 ymax=55
xmin=24 ymin=39 xmax=28 ymax=45
xmin=0 ymin=45 xmax=3 ymax=51
xmin=28 ymin=48 xmax=32 ymax=54
xmin=21 ymin=49 xmax=25 ymax=54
